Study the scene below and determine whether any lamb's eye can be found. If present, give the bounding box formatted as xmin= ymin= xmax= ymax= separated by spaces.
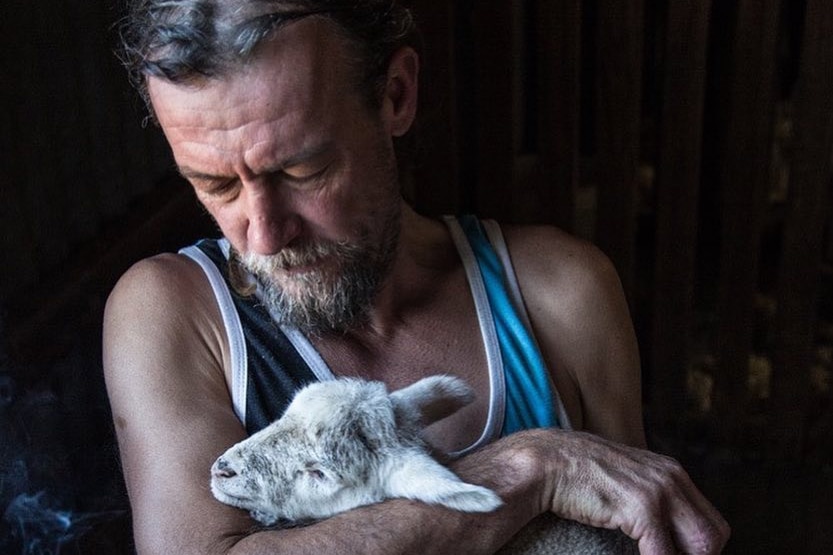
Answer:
xmin=304 ymin=462 xmax=326 ymax=481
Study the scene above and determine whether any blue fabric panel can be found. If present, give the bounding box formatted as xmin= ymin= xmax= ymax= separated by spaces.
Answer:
xmin=457 ymin=216 xmax=558 ymax=434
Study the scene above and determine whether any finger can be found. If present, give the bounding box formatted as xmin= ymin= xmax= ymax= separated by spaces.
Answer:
xmin=659 ymin=487 xmax=729 ymax=553
xmin=619 ymin=454 xmax=727 ymax=555
xmin=669 ymin=505 xmax=729 ymax=555
xmin=637 ymin=526 xmax=677 ymax=555
xmin=665 ymin=468 xmax=730 ymax=554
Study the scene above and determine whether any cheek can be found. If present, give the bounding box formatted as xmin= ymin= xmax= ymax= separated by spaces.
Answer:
xmin=324 ymin=163 xmax=398 ymax=232
xmin=282 ymin=180 xmax=356 ymax=242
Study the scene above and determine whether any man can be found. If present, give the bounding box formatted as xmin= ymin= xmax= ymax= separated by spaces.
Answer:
xmin=104 ymin=1 xmax=730 ymax=554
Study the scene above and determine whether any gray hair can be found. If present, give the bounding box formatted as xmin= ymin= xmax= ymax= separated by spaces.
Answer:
xmin=118 ymin=0 xmax=420 ymax=110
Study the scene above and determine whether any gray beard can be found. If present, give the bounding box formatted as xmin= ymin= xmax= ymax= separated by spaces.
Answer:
xmin=239 ymin=219 xmax=399 ymax=336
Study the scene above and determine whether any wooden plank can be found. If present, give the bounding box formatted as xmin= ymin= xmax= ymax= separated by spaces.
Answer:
xmin=0 ymin=0 xmax=31 ymax=298
xmin=768 ymin=0 xmax=833 ymax=461
xmin=531 ymin=0 xmax=581 ymax=230
xmin=6 ymin=175 xmax=216 ymax=371
xmin=470 ymin=2 xmax=518 ymax=221
xmin=649 ymin=0 xmax=712 ymax=433
xmin=405 ymin=1 xmax=461 ymax=215
xmin=60 ymin=0 xmax=100 ymax=241
xmin=10 ymin=3 xmax=55 ymax=294
xmin=712 ymin=0 xmax=780 ymax=441
xmin=79 ymin=0 xmax=132 ymax=220
xmin=593 ymin=0 xmax=645 ymax=300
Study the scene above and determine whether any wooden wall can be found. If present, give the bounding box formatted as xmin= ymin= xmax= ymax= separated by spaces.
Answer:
xmin=404 ymin=0 xmax=833 ymax=463
xmin=1 ymin=1 xmax=832 ymax=552
xmin=2 ymin=0 xmax=832 ymax=464
xmin=2 ymin=1 xmax=168 ymax=298
xmin=1 ymin=0 xmax=215 ymax=367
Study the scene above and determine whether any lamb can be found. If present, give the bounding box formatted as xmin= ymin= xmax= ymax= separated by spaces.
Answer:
xmin=210 ymin=375 xmax=637 ymax=554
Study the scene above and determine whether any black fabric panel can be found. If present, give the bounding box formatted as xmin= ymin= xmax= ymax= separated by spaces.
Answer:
xmin=194 ymin=239 xmax=318 ymax=435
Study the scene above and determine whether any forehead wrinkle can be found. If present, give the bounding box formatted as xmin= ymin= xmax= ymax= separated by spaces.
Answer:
xmin=150 ymin=18 xmax=368 ymax=187
xmin=149 ymin=19 xmax=344 ymax=129
xmin=167 ymin=107 xmax=315 ymax=178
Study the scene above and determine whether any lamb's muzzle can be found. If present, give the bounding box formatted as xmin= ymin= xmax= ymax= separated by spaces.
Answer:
xmin=212 ymin=458 xmax=237 ymax=478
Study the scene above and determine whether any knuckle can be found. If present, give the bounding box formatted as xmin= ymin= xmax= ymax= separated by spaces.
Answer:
xmin=657 ymin=454 xmax=686 ymax=477
xmin=692 ymin=514 xmax=731 ymax=555
xmin=632 ymin=487 xmax=663 ymax=516
xmin=652 ymin=456 xmax=690 ymax=491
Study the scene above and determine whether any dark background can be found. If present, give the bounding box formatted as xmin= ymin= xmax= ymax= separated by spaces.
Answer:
xmin=1 ymin=1 xmax=832 ymax=553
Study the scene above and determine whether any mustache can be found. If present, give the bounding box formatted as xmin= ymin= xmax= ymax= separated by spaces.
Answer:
xmin=239 ymin=240 xmax=358 ymax=274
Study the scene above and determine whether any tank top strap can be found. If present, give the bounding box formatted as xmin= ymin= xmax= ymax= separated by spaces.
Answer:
xmin=452 ymin=215 xmax=563 ymax=433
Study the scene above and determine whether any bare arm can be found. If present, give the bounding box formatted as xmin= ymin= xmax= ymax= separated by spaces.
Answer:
xmin=502 ymin=225 xmax=729 ymax=553
xmin=103 ymin=255 xmax=541 ymax=555
xmin=504 ymin=225 xmax=646 ymax=446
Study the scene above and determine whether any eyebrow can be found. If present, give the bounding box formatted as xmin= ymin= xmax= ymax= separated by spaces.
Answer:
xmin=280 ymin=141 xmax=335 ymax=169
xmin=177 ymin=167 xmax=227 ymax=183
xmin=176 ymin=141 xmax=335 ymax=183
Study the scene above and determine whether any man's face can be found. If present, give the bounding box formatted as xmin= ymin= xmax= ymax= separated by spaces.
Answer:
xmin=148 ymin=19 xmax=405 ymax=333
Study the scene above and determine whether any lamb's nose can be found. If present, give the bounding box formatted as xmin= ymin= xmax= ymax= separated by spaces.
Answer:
xmin=213 ymin=458 xmax=237 ymax=478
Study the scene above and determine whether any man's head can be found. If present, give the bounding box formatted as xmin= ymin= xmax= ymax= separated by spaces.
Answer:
xmin=120 ymin=0 xmax=420 ymax=114
xmin=125 ymin=2 xmax=422 ymax=334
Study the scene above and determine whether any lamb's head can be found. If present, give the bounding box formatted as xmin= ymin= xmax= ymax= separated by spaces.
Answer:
xmin=210 ymin=375 xmax=503 ymax=525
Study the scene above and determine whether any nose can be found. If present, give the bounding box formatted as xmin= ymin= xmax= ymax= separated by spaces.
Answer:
xmin=212 ymin=457 xmax=237 ymax=478
xmin=244 ymin=182 xmax=301 ymax=255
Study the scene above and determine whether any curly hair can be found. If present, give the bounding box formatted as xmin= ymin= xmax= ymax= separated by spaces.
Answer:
xmin=118 ymin=0 xmax=420 ymax=111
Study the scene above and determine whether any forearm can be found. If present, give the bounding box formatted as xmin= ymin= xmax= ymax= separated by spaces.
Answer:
xmin=227 ymin=499 xmax=522 ymax=555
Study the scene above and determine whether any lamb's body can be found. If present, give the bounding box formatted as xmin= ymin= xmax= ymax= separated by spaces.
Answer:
xmin=211 ymin=376 xmax=637 ymax=554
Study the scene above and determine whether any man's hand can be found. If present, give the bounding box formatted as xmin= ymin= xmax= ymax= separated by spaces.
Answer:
xmin=459 ymin=429 xmax=730 ymax=555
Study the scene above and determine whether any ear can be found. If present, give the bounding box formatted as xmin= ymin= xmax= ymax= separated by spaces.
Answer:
xmin=390 ymin=375 xmax=476 ymax=428
xmin=380 ymin=46 xmax=419 ymax=137
xmin=384 ymin=450 xmax=503 ymax=513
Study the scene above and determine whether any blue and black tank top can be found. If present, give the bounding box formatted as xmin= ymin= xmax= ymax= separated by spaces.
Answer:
xmin=180 ymin=215 xmax=571 ymax=457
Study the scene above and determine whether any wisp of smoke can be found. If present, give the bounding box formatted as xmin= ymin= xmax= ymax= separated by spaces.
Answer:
xmin=0 ymin=315 xmax=129 ymax=554
xmin=3 ymin=491 xmax=123 ymax=555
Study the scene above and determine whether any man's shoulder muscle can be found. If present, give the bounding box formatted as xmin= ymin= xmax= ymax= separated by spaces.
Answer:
xmin=499 ymin=224 xmax=644 ymax=445
xmin=103 ymin=252 xmax=230 ymax=397
xmin=499 ymin=224 xmax=620 ymax=314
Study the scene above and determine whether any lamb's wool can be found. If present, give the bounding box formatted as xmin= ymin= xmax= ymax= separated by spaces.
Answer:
xmin=211 ymin=375 xmax=636 ymax=554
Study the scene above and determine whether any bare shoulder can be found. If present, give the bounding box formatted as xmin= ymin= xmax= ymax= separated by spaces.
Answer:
xmin=500 ymin=224 xmax=622 ymax=320
xmin=103 ymin=251 xmax=230 ymax=395
xmin=500 ymin=224 xmax=645 ymax=446
xmin=106 ymin=252 xmax=210 ymax=316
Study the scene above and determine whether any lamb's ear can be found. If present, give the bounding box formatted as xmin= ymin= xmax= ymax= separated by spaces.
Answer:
xmin=389 ymin=375 xmax=476 ymax=428
xmin=384 ymin=450 xmax=503 ymax=513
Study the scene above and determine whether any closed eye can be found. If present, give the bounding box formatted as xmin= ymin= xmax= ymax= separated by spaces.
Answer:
xmin=279 ymin=142 xmax=335 ymax=188
xmin=203 ymin=178 xmax=241 ymax=200
xmin=281 ymin=162 xmax=331 ymax=189
xmin=178 ymin=167 xmax=241 ymax=201
xmin=304 ymin=462 xmax=327 ymax=481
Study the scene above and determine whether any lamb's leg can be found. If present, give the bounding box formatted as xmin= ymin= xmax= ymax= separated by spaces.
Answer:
xmin=383 ymin=449 xmax=503 ymax=512
xmin=389 ymin=375 xmax=475 ymax=427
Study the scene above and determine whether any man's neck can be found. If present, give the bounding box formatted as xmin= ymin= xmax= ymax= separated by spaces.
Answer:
xmin=329 ymin=205 xmax=459 ymax=343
